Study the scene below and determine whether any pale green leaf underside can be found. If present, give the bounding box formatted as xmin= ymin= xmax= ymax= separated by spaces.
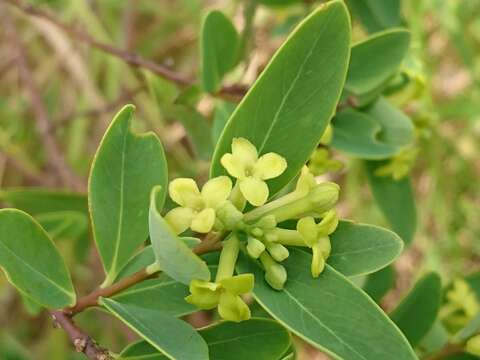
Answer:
xmin=346 ymin=28 xmax=410 ymax=95
xmin=120 ymin=318 xmax=291 ymax=360
xmin=149 ymin=186 xmax=210 ymax=285
xmin=211 ymin=0 xmax=351 ymax=197
xmin=201 ymin=10 xmax=239 ymax=93
xmin=101 ymin=298 xmax=208 ymax=360
xmin=390 ymin=272 xmax=442 ymax=347
xmin=0 ymin=209 xmax=76 ymax=309
xmin=328 ymin=220 xmax=403 ymax=276
xmin=365 ymin=161 xmax=417 ymax=244
xmin=331 ymin=98 xmax=414 ymax=159
xmin=237 ymin=249 xmax=417 ymax=360
xmin=89 ymin=104 xmax=168 ymax=283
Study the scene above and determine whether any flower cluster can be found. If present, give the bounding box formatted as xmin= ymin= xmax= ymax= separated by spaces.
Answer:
xmin=165 ymin=138 xmax=340 ymax=322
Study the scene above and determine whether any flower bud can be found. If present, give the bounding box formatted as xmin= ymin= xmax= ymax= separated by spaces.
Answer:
xmin=250 ymin=227 xmax=263 ymax=238
xmin=308 ymin=183 xmax=340 ymax=214
xmin=260 ymin=252 xmax=287 ymax=290
xmin=246 ymin=237 xmax=265 ymax=259
xmin=267 ymin=243 xmax=289 ymax=262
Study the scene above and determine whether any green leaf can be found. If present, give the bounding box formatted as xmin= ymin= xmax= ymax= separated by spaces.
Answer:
xmin=120 ymin=319 xmax=291 ymax=360
xmin=89 ymin=105 xmax=168 ymax=284
xmin=327 ymin=220 xmax=403 ymax=276
xmin=418 ymin=321 xmax=449 ymax=356
xmin=101 ymin=298 xmax=208 ymax=360
xmin=211 ymin=1 xmax=351 ymax=196
xmin=149 ymin=186 xmax=210 ymax=285
xmin=390 ymin=273 xmax=442 ymax=347
xmin=331 ymin=98 xmax=414 ymax=159
xmin=345 ymin=0 xmax=401 ymax=33
xmin=201 ymin=10 xmax=239 ymax=93
xmin=0 ymin=209 xmax=76 ymax=309
xmin=363 ymin=265 xmax=396 ymax=302
xmin=111 ymin=275 xmax=196 ymax=317
xmin=365 ymin=161 xmax=417 ymax=245
xmin=36 ymin=211 xmax=88 ymax=242
xmin=237 ymin=249 xmax=417 ymax=360
xmin=346 ymin=29 xmax=410 ymax=95
xmin=0 ymin=188 xmax=87 ymax=215
xmin=453 ymin=313 xmax=480 ymax=343
xmin=259 ymin=0 xmax=302 ymax=6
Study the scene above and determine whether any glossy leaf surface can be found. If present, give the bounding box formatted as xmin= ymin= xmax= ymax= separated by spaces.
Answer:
xmin=211 ymin=1 xmax=351 ymax=197
xmin=89 ymin=105 xmax=168 ymax=283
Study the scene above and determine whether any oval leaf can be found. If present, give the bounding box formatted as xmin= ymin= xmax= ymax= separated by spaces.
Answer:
xmin=328 ymin=220 xmax=403 ymax=276
xmin=331 ymin=98 xmax=414 ymax=159
xmin=211 ymin=1 xmax=351 ymax=196
xmin=0 ymin=209 xmax=76 ymax=308
xmin=149 ymin=186 xmax=210 ymax=285
xmin=346 ymin=29 xmax=410 ymax=95
xmin=101 ymin=298 xmax=208 ymax=360
xmin=237 ymin=249 xmax=417 ymax=360
xmin=89 ymin=105 xmax=168 ymax=284
xmin=362 ymin=265 xmax=396 ymax=303
xmin=120 ymin=319 xmax=291 ymax=360
xmin=365 ymin=160 xmax=417 ymax=245
xmin=36 ymin=211 xmax=88 ymax=242
xmin=390 ymin=273 xmax=442 ymax=347
xmin=201 ymin=10 xmax=239 ymax=93
xmin=345 ymin=0 xmax=401 ymax=33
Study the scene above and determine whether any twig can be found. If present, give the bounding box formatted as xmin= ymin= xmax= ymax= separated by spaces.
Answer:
xmin=4 ymin=0 xmax=249 ymax=99
xmin=50 ymin=310 xmax=111 ymax=360
xmin=5 ymin=14 xmax=86 ymax=191
xmin=68 ymin=236 xmax=223 ymax=315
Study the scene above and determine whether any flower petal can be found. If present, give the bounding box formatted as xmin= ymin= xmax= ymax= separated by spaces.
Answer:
xmin=239 ymin=177 xmax=269 ymax=206
xmin=191 ymin=208 xmax=216 ymax=233
xmin=254 ymin=153 xmax=287 ymax=180
xmin=318 ymin=236 xmax=331 ymax=258
xmin=220 ymin=274 xmax=254 ymax=295
xmin=169 ymin=178 xmax=201 ymax=208
xmin=311 ymin=243 xmax=326 ymax=278
xmin=185 ymin=280 xmax=221 ymax=309
xmin=232 ymin=137 xmax=258 ymax=165
xmin=317 ymin=209 xmax=339 ymax=236
xmin=221 ymin=153 xmax=245 ymax=179
xmin=201 ymin=176 xmax=232 ymax=208
xmin=296 ymin=216 xmax=318 ymax=246
xmin=218 ymin=292 xmax=251 ymax=322
xmin=164 ymin=207 xmax=195 ymax=235
xmin=295 ymin=166 xmax=317 ymax=195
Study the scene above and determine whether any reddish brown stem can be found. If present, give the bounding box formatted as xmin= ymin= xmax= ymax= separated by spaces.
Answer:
xmin=50 ymin=310 xmax=111 ymax=360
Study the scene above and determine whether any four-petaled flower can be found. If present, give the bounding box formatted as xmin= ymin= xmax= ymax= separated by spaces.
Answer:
xmin=165 ymin=176 xmax=232 ymax=234
xmin=185 ymin=274 xmax=254 ymax=322
xmin=296 ymin=210 xmax=338 ymax=277
xmin=221 ymin=138 xmax=287 ymax=206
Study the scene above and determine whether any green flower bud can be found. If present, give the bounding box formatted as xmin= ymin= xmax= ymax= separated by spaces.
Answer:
xmin=260 ymin=252 xmax=287 ymax=290
xmin=246 ymin=237 xmax=265 ymax=259
xmin=255 ymin=215 xmax=277 ymax=230
xmin=267 ymin=243 xmax=289 ymax=262
xmin=250 ymin=227 xmax=264 ymax=238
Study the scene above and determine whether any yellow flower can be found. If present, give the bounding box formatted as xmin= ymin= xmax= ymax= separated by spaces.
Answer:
xmin=221 ymin=138 xmax=287 ymax=206
xmin=297 ymin=210 xmax=338 ymax=277
xmin=185 ymin=274 xmax=254 ymax=322
xmin=165 ymin=176 xmax=232 ymax=234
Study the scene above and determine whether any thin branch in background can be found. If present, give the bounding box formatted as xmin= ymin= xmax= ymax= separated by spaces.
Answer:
xmin=3 ymin=153 xmax=55 ymax=186
xmin=50 ymin=311 xmax=111 ymax=360
xmin=4 ymin=0 xmax=249 ymax=99
xmin=5 ymin=13 xmax=86 ymax=192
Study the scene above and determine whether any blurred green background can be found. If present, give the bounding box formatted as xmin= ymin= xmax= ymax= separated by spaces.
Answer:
xmin=0 ymin=0 xmax=479 ymax=358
